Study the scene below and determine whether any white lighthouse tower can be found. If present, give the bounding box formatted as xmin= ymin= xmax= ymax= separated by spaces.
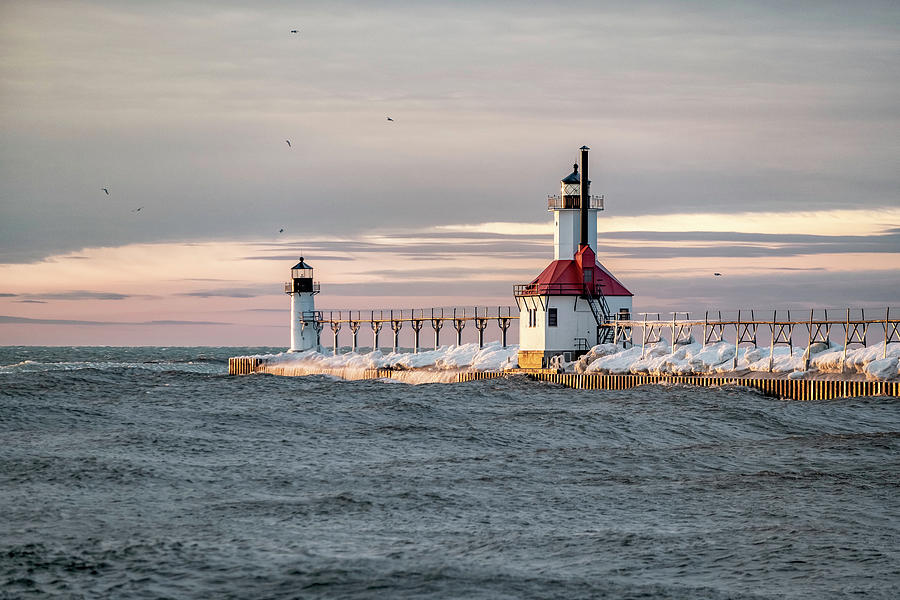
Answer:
xmin=285 ymin=257 xmax=321 ymax=352
xmin=553 ymin=161 xmax=600 ymax=260
xmin=514 ymin=146 xmax=633 ymax=368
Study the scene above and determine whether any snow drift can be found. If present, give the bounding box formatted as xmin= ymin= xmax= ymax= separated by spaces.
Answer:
xmin=245 ymin=340 xmax=899 ymax=382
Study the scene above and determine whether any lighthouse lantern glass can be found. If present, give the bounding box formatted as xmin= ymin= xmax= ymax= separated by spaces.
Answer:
xmin=292 ymin=267 xmax=313 ymax=280
xmin=563 ymin=181 xmax=580 ymax=197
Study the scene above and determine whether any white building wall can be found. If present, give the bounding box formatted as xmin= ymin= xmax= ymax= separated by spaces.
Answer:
xmin=519 ymin=294 xmax=633 ymax=354
xmin=553 ymin=209 xmax=599 ymax=260
xmin=290 ymin=292 xmax=318 ymax=352
xmin=543 ymin=297 xmax=595 ymax=352
xmin=517 ymin=296 xmax=546 ymax=351
xmin=604 ymin=295 xmax=633 ymax=320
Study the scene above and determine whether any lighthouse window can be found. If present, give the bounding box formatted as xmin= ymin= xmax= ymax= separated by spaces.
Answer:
xmin=548 ymin=308 xmax=558 ymax=327
xmin=528 ymin=309 xmax=537 ymax=327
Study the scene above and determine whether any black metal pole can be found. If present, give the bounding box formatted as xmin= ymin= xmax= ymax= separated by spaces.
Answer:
xmin=579 ymin=145 xmax=590 ymax=248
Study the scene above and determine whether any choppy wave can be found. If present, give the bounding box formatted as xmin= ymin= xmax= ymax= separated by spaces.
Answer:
xmin=1 ymin=346 xmax=898 ymax=599
xmin=0 ymin=359 xmax=225 ymax=374
xmin=0 ymin=346 xmax=265 ymax=376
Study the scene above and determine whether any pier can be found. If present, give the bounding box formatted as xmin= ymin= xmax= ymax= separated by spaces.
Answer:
xmin=312 ymin=306 xmax=517 ymax=354
xmin=230 ymin=306 xmax=899 ymax=400
xmin=607 ymin=307 xmax=899 ymax=373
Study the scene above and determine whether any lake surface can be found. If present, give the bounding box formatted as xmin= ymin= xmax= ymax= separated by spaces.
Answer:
xmin=2 ymin=346 xmax=898 ymax=599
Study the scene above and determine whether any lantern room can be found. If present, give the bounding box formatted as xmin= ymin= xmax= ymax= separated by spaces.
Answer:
xmin=560 ymin=164 xmax=581 ymax=208
xmin=285 ymin=257 xmax=320 ymax=294
xmin=291 ymin=257 xmax=313 ymax=280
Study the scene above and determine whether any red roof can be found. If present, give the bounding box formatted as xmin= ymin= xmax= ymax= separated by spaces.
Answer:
xmin=515 ymin=259 xmax=632 ymax=297
xmin=594 ymin=262 xmax=633 ymax=296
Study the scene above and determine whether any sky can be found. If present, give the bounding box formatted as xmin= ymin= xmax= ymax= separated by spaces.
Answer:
xmin=1 ymin=0 xmax=898 ymax=346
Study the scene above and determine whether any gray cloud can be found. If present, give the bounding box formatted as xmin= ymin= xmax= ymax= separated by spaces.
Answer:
xmin=145 ymin=320 xmax=229 ymax=326
xmin=345 ymin=267 xmax=539 ymax=281
xmin=599 ymin=230 xmax=900 ymax=259
xmin=630 ymin=270 xmax=900 ymax=314
xmin=179 ymin=278 xmax=234 ymax=282
xmin=178 ymin=287 xmax=279 ymax=298
xmin=322 ymin=280 xmax=515 ymax=299
xmin=599 ymin=244 xmax=893 ymax=261
xmin=262 ymin=238 xmax=548 ymax=257
xmin=22 ymin=291 xmax=132 ymax=301
xmin=1 ymin=1 xmax=897 ymax=263
xmin=242 ymin=254 xmax=355 ymax=262
xmin=603 ymin=230 xmax=899 ymax=244
xmin=0 ymin=315 xmax=226 ymax=326
xmin=0 ymin=293 xmax=17 ymax=297
xmin=386 ymin=232 xmax=550 ymax=241
xmin=257 ymin=229 xmax=900 ymax=262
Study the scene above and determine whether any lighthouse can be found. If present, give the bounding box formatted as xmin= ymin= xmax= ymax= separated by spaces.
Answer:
xmin=285 ymin=257 xmax=321 ymax=352
xmin=514 ymin=146 xmax=633 ymax=368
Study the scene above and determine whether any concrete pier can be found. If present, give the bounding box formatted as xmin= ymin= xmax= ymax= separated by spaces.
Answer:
xmin=228 ymin=357 xmax=899 ymax=400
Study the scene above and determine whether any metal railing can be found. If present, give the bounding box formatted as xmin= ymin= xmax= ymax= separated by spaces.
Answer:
xmin=609 ymin=307 xmax=900 ymax=373
xmin=513 ymin=282 xmax=610 ymax=297
xmin=314 ymin=306 xmax=519 ymax=354
xmin=284 ymin=281 xmax=321 ymax=294
xmin=547 ymin=195 xmax=604 ymax=210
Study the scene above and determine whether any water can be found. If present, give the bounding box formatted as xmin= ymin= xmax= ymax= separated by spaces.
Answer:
xmin=1 ymin=346 xmax=898 ymax=599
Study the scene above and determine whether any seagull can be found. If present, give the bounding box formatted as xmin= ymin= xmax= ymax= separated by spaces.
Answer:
xmin=102 ymin=187 xmax=109 ymax=195
xmin=386 ymin=117 xmax=394 ymax=121
xmin=714 ymin=272 xmax=722 ymax=276
xmin=279 ymin=228 xmax=284 ymax=233
xmin=132 ymin=207 xmax=143 ymax=213
xmin=285 ymin=139 xmax=291 ymax=147
xmin=290 ymin=29 xmax=299 ymax=34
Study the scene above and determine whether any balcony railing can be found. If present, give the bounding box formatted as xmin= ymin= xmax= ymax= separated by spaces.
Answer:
xmin=285 ymin=281 xmax=321 ymax=293
xmin=514 ymin=282 xmax=605 ymax=296
xmin=299 ymin=310 xmax=322 ymax=323
xmin=547 ymin=194 xmax=604 ymax=210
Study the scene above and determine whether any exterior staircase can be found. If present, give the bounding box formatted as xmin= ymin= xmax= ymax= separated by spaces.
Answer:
xmin=584 ymin=286 xmax=615 ymax=345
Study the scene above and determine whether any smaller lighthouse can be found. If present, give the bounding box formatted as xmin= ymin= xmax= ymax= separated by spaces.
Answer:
xmin=285 ymin=257 xmax=321 ymax=352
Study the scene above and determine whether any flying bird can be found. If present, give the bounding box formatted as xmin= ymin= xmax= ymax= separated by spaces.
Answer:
xmin=386 ymin=117 xmax=394 ymax=121
xmin=285 ymin=139 xmax=291 ymax=147
xmin=290 ymin=29 xmax=299 ymax=34
xmin=714 ymin=273 xmax=722 ymax=276
xmin=102 ymin=187 xmax=109 ymax=195
xmin=279 ymin=228 xmax=284 ymax=233
xmin=132 ymin=207 xmax=143 ymax=213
